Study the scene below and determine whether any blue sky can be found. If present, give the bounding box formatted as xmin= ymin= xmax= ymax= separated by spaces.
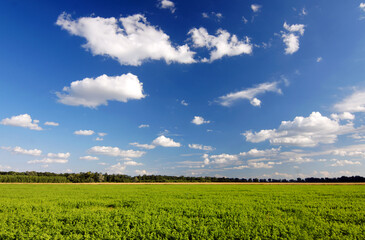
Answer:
xmin=1 ymin=0 xmax=365 ymax=178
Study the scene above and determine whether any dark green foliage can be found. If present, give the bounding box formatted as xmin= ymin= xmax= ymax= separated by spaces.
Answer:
xmin=0 ymin=185 xmax=363 ymax=239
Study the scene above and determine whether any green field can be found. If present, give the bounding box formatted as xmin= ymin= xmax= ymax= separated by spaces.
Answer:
xmin=0 ymin=184 xmax=364 ymax=239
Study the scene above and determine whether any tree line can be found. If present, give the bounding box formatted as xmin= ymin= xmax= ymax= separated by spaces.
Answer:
xmin=0 ymin=171 xmax=364 ymax=183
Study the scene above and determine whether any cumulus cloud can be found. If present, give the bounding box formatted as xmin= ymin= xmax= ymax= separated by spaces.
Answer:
xmin=135 ymin=169 xmax=148 ymax=175
xmin=57 ymin=73 xmax=145 ymax=108
xmin=1 ymin=114 xmax=42 ymax=131
xmin=28 ymin=158 xmax=68 ymax=164
xmin=330 ymin=160 xmax=361 ymax=167
xmin=47 ymin=152 xmax=70 ymax=159
xmin=1 ymin=146 xmax=42 ymax=156
xmin=240 ymin=147 xmax=281 ymax=157
xmin=130 ymin=142 xmax=156 ymax=149
xmin=201 ymin=12 xmax=223 ymax=21
xmin=74 ymin=130 xmax=95 ymax=136
xmin=152 ymin=135 xmax=181 ymax=147
xmin=124 ymin=160 xmax=143 ymax=166
xmin=89 ymin=146 xmax=146 ymax=158
xmin=188 ymin=27 xmax=252 ymax=62
xmin=98 ymin=132 xmax=107 ymax=137
xmin=95 ymin=137 xmax=104 ymax=141
xmin=191 ymin=116 xmax=210 ymax=125
xmin=44 ymin=121 xmax=59 ymax=126
xmin=158 ymin=0 xmax=176 ymax=13
xmin=248 ymin=162 xmax=273 ymax=169
xmin=217 ymin=81 xmax=282 ymax=107
xmin=106 ymin=163 xmax=126 ymax=174
xmin=80 ymin=155 xmax=99 ymax=161
xmin=330 ymin=112 xmax=355 ymax=121
xmin=243 ymin=112 xmax=354 ymax=147
xmin=209 ymin=153 xmax=239 ymax=164
xmin=281 ymin=22 xmax=305 ymax=54
xmin=334 ymin=89 xmax=365 ymax=113
xmin=251 ymin=4 xmax=262 ymax=13
xmin=138 ymin=124 xmax=149 ymax=128
xmin=360 ymin=3 xmax=365 ymax=12
xmin=181 ymin=100 xmax=188 ymax=106
xmin=188 ymin=144 xmax=214 ymax=151
xmin=56 ymin=13 xmax=195 ymax=66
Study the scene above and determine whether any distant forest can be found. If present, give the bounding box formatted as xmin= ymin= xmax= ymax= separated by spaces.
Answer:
xmin=0 ymin=171 xmax=364 ymax=183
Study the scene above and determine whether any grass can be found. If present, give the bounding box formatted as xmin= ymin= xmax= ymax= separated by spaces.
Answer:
xmin=0 ymin=184 xmax=364 ymax=239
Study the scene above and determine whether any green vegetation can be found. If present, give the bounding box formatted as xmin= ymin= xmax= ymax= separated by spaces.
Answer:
xmin=0 ymin=184 xmax=364 ymax=239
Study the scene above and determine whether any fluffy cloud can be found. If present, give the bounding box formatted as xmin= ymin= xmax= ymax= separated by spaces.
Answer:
xmin=57 ymin=73 xmax=145 ymax=108
xmin=47 ymin=152 xmax=70 ymax=158
xmin=248 ymin=162 xmax=273 ymax=169
xmin=138 ymin=124 xmax=149 ymax=128
xmin=95 ymin=137 xmax=103 ymax=141
xmin=251 ymin=4 xmax=262 ymax=13
xmin=334 ymin=90 xmax=365 ymax=113
xmin=28 ymin=158 xmax=68 ymax=164
xmin=106 ymin=163 xmax=126 ymax=174
xmin=158 ymin=0 xmax=176 ymax=13
xmin=80 ymin=155 xmax=99 ymax=161
xmin=217 ymin=81 xmax=282 ymax=107
xmin=201 ymin=12 xmax=223 ymax=21
xmin=330 ymin=112 xmax=355 ymax=121
xmin=130 ymin=142 xmax=156 ymax=150
xmin=188 ymin=27 xmax=252 ymax=62
xmin=74 ymin=130 xmax=95 ymax=136
xmin=208 ymin=153 xmax=239 ymax=164
xmin=135 ymin=169 xmax=148 ymax=175
xmin=98 ymin=132 xmax=107 ymax=137
xmin=1 ymin=146 xmax=42 ymax=156
xmin=152 ymin=135 xmax=181 ymax=147
xmin=1 ymin=114 xmax=42 ymax=131
xmin=89 ymin=146 xmax=146 ymax=158
xmin=181 ymin=100 xmax=188 ymax=106
xmin=124 ymin=160 xmax=143 ymax=166
xmin=56 ymin=13 xmax=195 ymax=66
xmin=191 ymin=116 xmax=210 ymax=125
xmin=44 ymin=121 xmax=59 ymax=126
xmin=281 ymin=22 xmax=305 ymax=54
xmin=188 ymin=144 xmax=214 ymax=151
xmin=330 ymin=160 xmax=361 ymax=167
xmin=244 ymin=112 xmax=354 ymax=147
xmin=360 ymin=3 xmax=365 ymax=12
xmin=240 ymin=147 xmax=281 ymax=157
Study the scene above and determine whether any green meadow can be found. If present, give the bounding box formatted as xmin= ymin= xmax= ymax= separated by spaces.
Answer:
xmin=0 ymin=184 xmax=364 ymax=239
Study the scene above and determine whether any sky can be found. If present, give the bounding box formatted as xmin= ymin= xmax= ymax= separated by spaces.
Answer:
xmin=1 ymin=0 xmax=365 ymax=179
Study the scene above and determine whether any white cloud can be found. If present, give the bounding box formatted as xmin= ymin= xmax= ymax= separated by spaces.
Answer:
xmin=28 ymin=158 xmax=68 ymax=164
xmin=47 ymin=152 xmax=70 ymax=159
xmin=181 ymin=100 xmax=188 ymax=106
xmin=330 ymin=112 xmax=355 ymax=121
xmin=95 ymin=137 xmax=103 ymax=141
xmin=242 ymin=16 xmax=248 ymax=24
xmin=360 ymin=3 xmax=365 ymax=12
xmin=98 ymin=162 xmax=108 ymax=166
xmin=74 ymin=130 xmax=95 ymax=136
xmin=152 ymin=135 xmax=181 ymax=147
xmin=316 ymin=57 xmax=322 ymax=62
xmin=334 ymin=89 xmax=365 ymax=113
xmin=240 ymin=147 xmax=281 ymax=158
xmin=130 ymin=142 xmax=156 ymax=149
xmin=106 ymin=162 xmax=126 ymax=174
xmin=209 ymin=153 xmax=238 ymax=164
xmin=188 ymin=27 xmax=252 ymax=62
xmin=98 ymin=132 xmax=107 ymax=137
xmin=0 ymin=165 xmax=11 ymax=171
xmin=138 ymin=124 xmax=149 ymax=128
xmin=202 ymin=12 xmax=223 ymax=21
xmin=1 ymin=146 xmax=42 ymax=156
xmin=124 ymin=160 xmax=143 ymax=166
xmin=135 ymin=169 xmax=148 ymax=175
xmin=217 ymin=81 xmax=282 ymax=107
xmin=248 ymin=162 xmax=273 ymax=169
xmin=80 ymin=155 xmax=99 ymax=161
xmin=1 ymin=114 xmax=42 ymax=131
xmin=44 ymin=121 xmax=59 ymax=126
xmin=244 ymin=112 xmax=354 ymax=147
xmin=188 ymin=144 xmax=215 ymax=151
xmin=281 ymin=22 xmax=305 ymax=54
xmin=191 ymin=116 xmax=210 ymax=125
xmin=56 ymin=13 xmax=195 ymax=66
xmin=89 ymin=146 xmax=146 ymax=158
xmin=158 ymin=0 xmax=176 ymax=13
xmin=57 ymin=73 xmax=145 ymax=108
xmin=330 ymin=160 xmax=361 ymax=167
xmin=251 ymin=4 xmax=262 ymax=13
xmin=300 ymin=8 xmax=307 ymax=16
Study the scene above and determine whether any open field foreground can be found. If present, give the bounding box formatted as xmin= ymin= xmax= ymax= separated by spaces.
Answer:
xmin=0 ymin=185 xmax=364 ymax=239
